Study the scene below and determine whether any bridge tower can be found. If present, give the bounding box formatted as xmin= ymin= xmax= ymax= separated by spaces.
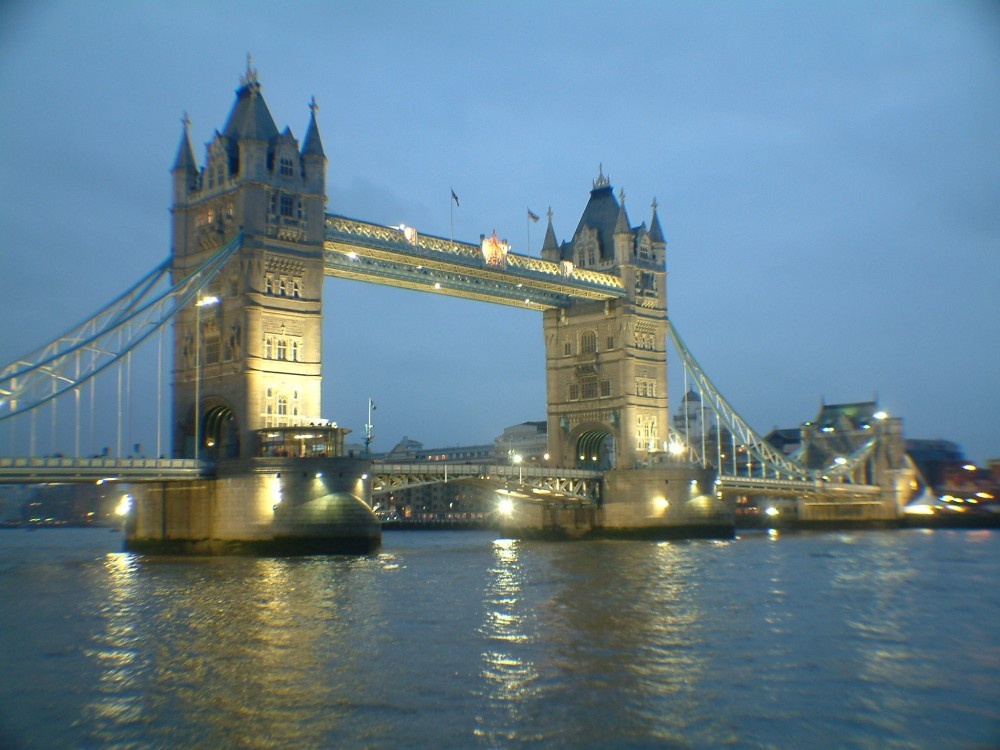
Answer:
xmin=541 ymin=169 xmax=668 ymax=470
xmin=170 ymin=61 xmax=327 ymax=459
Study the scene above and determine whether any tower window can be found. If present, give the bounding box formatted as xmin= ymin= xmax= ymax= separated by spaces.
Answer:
xmin=564 ymin=342 xmax=572 ymax=356
xmin=580 ymin=330 xmax=597 ymax=354
xmin=600 ymin=379 xmax=611 ymax=398
xmin=279 ymin=157 xmax=294 ymax=177
xmin=277 ymin=396 xmax=288 ymax=416
xmin=280 ymin=194 xmax=294 ymax=217
xmin=278 ymin=278 xmax=286 ymax=296
xmin=264 ymin=276 xmax=272 ymax=294
xmin=276 ymin=340 xmax=287 ymax=360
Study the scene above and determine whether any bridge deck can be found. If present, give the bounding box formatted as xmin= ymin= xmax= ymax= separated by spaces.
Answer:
xmin=0 ymin=457 xmax=213 ymax=484
xmin=373 ymin=462 xmax=604 ymax=505
xmin=324 ymin=215 xmax=625 ymax=309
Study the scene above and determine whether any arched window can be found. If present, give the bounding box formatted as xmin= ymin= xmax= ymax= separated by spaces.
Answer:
xmin=580 ymin=330 xmax=597 ymax=354
xmin=277 ymin=396 xmax=288 ymax=416
xmin=279 ymin=157 xmax=294 ymax=177
xmin=264 ymin=338 xmax=272 ymax=359
xmin=291 ymin=341 xmax=298 ymax=362
xmin=276 ymin=340 xmax=287 ymax=360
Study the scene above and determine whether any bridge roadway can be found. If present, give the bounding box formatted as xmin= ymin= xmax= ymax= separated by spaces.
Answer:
xmin=324 ymin=215 xmax=626 ymax=309
xmin=373 ymin=462 xmax=604 ymax=505
xmin=0 ymin=456 xmax=211 ymax=484
xmin=0 ymin=456 xmax=604 ymax=506
xmin=717 ymin=474 xmax=884 ymax=500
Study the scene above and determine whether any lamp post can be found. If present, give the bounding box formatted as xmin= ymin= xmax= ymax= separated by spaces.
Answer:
xmin=194 ymin=295 xmax=219 ymax=460
xmin=512 ymin=452 xmax=523 ymax=484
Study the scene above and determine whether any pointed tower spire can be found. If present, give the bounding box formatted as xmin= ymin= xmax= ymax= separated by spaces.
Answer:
xmin=614 ymin=187 xmax=631 ymax=235
xmin=172 ymin=112 xmax=198 ymax=174
xmin=302 ymin=96 xmax=325 ymax=158
xmin=541 ymin=206 xmax=560 ymax=260
xmin=649 ymin=196 xmax=666 ymax=245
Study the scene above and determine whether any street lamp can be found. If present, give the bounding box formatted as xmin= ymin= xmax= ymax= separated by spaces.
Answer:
xmin=194 ymin=295 xmax=219 ymax=460
xmin=512 ymin=452 xmax=523 ymax=484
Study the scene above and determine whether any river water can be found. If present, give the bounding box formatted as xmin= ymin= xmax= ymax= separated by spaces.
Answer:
xmin=0 ymin=527 xmax=997 ymax=749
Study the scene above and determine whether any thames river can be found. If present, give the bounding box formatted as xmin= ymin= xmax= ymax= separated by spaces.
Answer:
xmin=0 ymin=527 xmax=997 ymax=748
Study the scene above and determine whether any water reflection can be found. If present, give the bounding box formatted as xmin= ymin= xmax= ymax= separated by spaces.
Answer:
xmin=474 ymin=538 xmax=543 ymax=744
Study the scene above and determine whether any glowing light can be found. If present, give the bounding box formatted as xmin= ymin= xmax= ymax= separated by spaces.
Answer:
xmin=498 ymin=498 xmax=515 ymax=516
xmin=963 ymin=464 xmax=977 ymax=471
xmin=834 ymin=456 xmax=847 ymax=465
xmin=315 ymin=472 xmax=323 ymax=478
xmin=874 ymin=411 xmax=888 ymax=420
xmin=196 ymin=295 xmax=220 ymax=307
xmin=361 ymin=473 xmax=369 ymax=480
xmin=115 ymin=493 xmax=133 ymax=517
xmin=764 ymin=506 xmax=779 ymax=517
xmin=512 ymin=454 xmax=523 ymax=465
xmin=904 ymin=504 xmax=935 ymax=515
xmin=346 ymin=251 xmax=358 ymax=260
xmin=434 ymin=282 xmax=441 ymax=289
xmin=653 ymin=496 xmax=669 ymax=511
xmin=668 ymin=441 xmax=685 ymax=456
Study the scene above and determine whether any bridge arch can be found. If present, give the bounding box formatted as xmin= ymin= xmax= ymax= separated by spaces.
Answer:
xmin=570 ymin=424 xmax=616 ymax=470
xmin=201 ymin=401 xmax=240 ymax=460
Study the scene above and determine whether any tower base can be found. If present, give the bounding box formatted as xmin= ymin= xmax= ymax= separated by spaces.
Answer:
xmin=124 ymin=457 xmax=380 ymax=555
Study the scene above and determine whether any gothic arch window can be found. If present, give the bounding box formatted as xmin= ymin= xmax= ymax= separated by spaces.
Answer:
xmin=291 ymin=341 xmax=299 ymax=362
xmin=580 ymin=330 xmax=597 ymax=354
xmin=279 ymin=157 xmax=294 ymax=177
xmin=278 ymin=278 xmax=286 ymax=296
xmin=277 ymin=396 xmax=288 ymax=416
xmin=276 ymin=339 xmax=287 ymax=360
xmin=581 ymin=376 xmax=598 ymax=400
xmin=264 ymin=338 xmax=272 ymax=359
xmin=292 ymin=280 xmax=301 ymax=299
xmin=264 ymin=276 xmax=273 ymax=294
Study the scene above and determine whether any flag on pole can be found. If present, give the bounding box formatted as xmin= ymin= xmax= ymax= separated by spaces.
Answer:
xmin=527 ymin=208 xmax=539 ymax=223
xmin=451 ymin=189 xmax=460 ymax=207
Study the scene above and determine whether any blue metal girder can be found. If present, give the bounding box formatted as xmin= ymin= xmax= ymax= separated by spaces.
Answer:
xmin=324 ymin=215 xmax=625 ymax=310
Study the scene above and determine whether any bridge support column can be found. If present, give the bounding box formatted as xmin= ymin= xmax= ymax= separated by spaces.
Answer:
xmin=124 ymin=457 xmax=380 ymax=554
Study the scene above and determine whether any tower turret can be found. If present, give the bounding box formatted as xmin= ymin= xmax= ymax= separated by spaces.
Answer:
xmin=170 ymin=61 xmax=327 ymax=460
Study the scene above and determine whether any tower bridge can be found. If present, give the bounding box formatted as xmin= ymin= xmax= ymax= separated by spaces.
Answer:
xmin=0 ymin=67 xmax=918 ymax=549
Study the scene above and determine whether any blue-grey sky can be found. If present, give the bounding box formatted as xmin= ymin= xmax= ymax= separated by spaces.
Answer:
xmin=1 ymin=1 xmax=998 ymax=462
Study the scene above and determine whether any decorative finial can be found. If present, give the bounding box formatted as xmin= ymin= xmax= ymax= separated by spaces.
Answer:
xmin=593 ymin=163 xmax=610 ymax=189
xmin=309 ymin=95 xmax=318 ymax=115
xmin=651 ymin=196 xmax=658 ymax=213
xmin=618 ymin=187 xmax=625 ymax=204
xmin=546 ymin=206 xmax=553 ymax=223
xmin=240 ymin=53 xmax=259 ymax=87
xmin=181 ymin=112 xmax=191 ymax=131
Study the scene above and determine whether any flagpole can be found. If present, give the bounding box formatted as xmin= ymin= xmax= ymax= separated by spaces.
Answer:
xmin=526 ymin=207 xmax=530 ymax=254
xmin=450 ymin=188 xmax=455 ymax=249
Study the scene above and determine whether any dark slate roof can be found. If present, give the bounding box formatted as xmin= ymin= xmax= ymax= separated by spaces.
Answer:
xmin=222 ymin=81 xmax=279 ymax=142
xmin=302 ymin=102 xmax=325 ymax=158
xmin=573 ymin=184 xmax=624 ymax=260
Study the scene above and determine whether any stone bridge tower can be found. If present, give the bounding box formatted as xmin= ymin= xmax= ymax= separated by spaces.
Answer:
xmin=542 ymin=169 xmax=668 ymax=470
xmin=170 ymin=62 xmax=327 ymax=458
